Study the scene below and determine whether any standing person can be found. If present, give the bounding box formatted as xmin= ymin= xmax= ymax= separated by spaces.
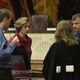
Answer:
xmin=0 ymin=9 xmax=19 ymax=80
xmin=42 ymin=20 xmax=80 ymax=80
xmin=8 ymin=17 xmax=32 ymax=80
xmin=72 ymin=13 xmax=80 ymax=41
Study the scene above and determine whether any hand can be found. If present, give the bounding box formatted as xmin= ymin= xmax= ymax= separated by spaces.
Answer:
xmin=11 ymin=36 xmax=19 ymax=45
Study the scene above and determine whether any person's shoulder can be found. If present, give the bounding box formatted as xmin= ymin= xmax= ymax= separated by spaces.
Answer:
xmin=51 ymin=41 xmax=64 ymax=47
xmin=26 ymin=35 xmax=32 ymax=40
xmin=50 ymin=41 xmax=66 ymax=50
xmin=50 ymin=41 xmax=60 ymax=49
xmin=76 ymin=42 xmax=80 ymax=48
xmin=28 ymin=36 xmax=32 ymax=40
xmin=26 ymin=35 xmax=32 ymax=41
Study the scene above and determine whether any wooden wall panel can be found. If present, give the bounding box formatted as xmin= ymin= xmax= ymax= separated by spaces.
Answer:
xmin=0 ymin=0 xmax=59 ymax=27
xmin=50 ymin=0 xmax=60 ymax=26
xmin=0 ymin=0 xmax=15 ymax=21
xmin=33 ymin=0 xmax=60 ymax=26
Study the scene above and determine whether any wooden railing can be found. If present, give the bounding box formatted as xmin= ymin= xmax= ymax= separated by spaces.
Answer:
xmin=31 ymin=60 xmax=43 ymax=77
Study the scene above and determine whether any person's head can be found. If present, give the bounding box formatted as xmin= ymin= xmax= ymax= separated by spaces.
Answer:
xmin=14 ymin=17 xmax=30 ymax=34
xmin=72 ymin=13 xmax=80 ymax=32
xmin=55 ymin=20 xmax=78 ymax=46
xmin=0 ymin=8 xmax=12 ymax=31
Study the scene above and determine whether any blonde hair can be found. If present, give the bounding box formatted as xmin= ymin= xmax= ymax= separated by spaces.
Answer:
xmin=55 ymin=20 xmax=78 ymax=46
xmin=14 ymin=17 xmax=30 ymax=32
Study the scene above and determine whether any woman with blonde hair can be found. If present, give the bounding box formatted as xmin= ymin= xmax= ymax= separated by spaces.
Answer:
xmin=8 ymin=17 xmax=32 ymax=80
xmin=42 ymin=20 xmax=80 ymax=80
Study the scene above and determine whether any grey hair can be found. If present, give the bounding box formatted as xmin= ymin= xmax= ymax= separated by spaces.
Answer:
xmin=0 ymin=8 xmax=12 ymax=22
xmin=72 ymin=13 xmax=80 ymax=20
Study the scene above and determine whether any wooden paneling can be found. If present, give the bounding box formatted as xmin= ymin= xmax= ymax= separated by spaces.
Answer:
xmin=0 ymin=0 xmax=15 ymax=21
xmin=33 ymin=0 xmax=60 ymax=26
xmin=34 ymin=0 xmax=47 ymax=14
xmin=0 ymin=0 xmax=59 ymax=27
xmin=20 ymin=0 xmax=31 ymax=19
xmin=50 ymin=0 xmax=60 ymax=26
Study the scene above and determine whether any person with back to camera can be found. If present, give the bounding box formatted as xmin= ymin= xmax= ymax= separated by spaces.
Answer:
xmin=0 ymin=8 xmax=19 ymax=80
xmin=8 ymin=17 xmax=32 ymax=80
xmin=72 ymin=13 xmax=80 ymax=41
xmin=42 ymin=20 xmax=80 ymax=80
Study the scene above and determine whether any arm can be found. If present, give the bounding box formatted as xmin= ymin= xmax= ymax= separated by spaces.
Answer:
xmin=0 ymin=34 xmax=15 ymax=58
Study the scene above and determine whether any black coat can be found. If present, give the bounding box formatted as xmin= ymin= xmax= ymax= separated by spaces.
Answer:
xmin=42 ymin=41 xmax=80 ymax=80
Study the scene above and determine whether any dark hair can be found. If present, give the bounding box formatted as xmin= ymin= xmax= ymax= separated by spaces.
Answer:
xmin=72 ymin=13 xmax=80 ymax=20
xmin=0 ymin=9 xmax=12 ymax=22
